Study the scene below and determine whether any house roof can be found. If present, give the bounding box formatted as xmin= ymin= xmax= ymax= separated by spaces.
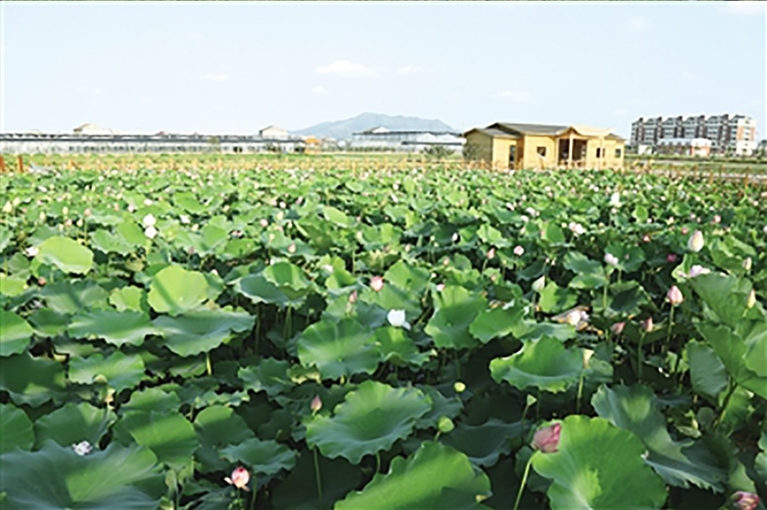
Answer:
xmin=492 ymin=122 xmax=569 ymax=136
xmin=463 ymin=127 xmax=520 ymax=139
xmin=470 ymin=122 xmax=624 ymax=141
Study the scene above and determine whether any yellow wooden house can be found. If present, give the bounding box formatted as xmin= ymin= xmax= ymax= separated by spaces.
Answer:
xmin=463 ymin=122 xmax=625 ymax=170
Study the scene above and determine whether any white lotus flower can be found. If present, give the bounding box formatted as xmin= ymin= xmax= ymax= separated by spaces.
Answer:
xmin=387 ymin=309 xmax=411 ymax=330
xmin=179 ymin=215 xmax=190 ymax=224
xmin=532 ymin=275 xmax=546 ymax=293
xmin=604 ymin=253 xmax=619 ymax=266
xmin=143 ymin=198 xmax=153 ymax=206
xmin=25 ymin=246 xmax=39 ymax=258
xmin=142 ymin=214 xmax=156 ymax=227
xmin=687 ymin=265 xmax=710 ymax=278
xmin=568 ymin=222 xmax=586 ymax=236
xmin=687 ymin=231 xmax=704 ymax=252
xmin=72 ymin=440 xmax=92 ymax=456
xmin=609 ymin=192 xmax=621 ymax=208
xmin=144 ymin=226 xmax=158 ymax=239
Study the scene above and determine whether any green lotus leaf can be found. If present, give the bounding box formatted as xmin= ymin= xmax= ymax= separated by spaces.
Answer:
xmin=69 ymin=351 xmax=145 ymax=392
xmin=592 ymin=384 xmax=726 ymax=492
xmin=531 ymin=415 xmax=667 ymax=510
xmin=336 ymin=441 xmax=491 ymax=510
xmin=0 ymin=352 xmax=66 ymax=407
xmin=425 ymin=285 xmax=487 ymax=349
xmin=489 ymin=336 xmax=583 ymax=393
xmin=0 ymin=310 xmax=34 ymax=356
xmin=539 ymin=282 xmax=578 ymax=314
xmin=236 ymin=273 xmax=305 ymax=308
xmin=122 ymin=387 xmax=182 ymax=413
xmin=109 ymin=285 xmax=149 ymax=313
xmin=114 ymin=411 xmax=198 ymax=470
xmin=238 ymin=357 xmax=294 ymax=397
xmin=116 ymin=219 xmax=148 ymax=246
xmin=469 ymin=305 xmax=524 ymax=344
xmin=441 ymin=418 xmax=524 ymax=468
xmin=384 ymin=260 xmax=430 ymax=295
xmin=375 ymin=326 xmax=430 ymax=366
xmin=27 ymin=308 xmax=69 ymax=338
xmin=604 ymin=242 xmax=646 ymax=273
xmin=0 ymin=225 xmax=11 ymax=253
xmin=323 ymin=205 xmax=352 ymax=227
xmin=67 ymin=309 xmax=158 ymax=347
xmin=0 ymin=441 xmax=164 ymax=509
xmin=297 ymin=318 xmax=379 ymax=380
xmin=686 ymin=341 xmax=728 ymax=401
xmin=34 ymin=236 xmax=94 ymax=274
xmin=263 ymin=260 xmax=312 ymax=291
xmin=194 ymin=405 xmax=255 ymax=473
xmin=219 ymin=438 xmax=297 ymax=476
xmin=90 ymin=229 xmax=134 ymax=255
xmin=153 ymin=308 xmax=255 ymax=357
xmin=34 ymin=402 xmax=116 ymax=449
xmin=415 ymin=385 xmax=463 ymax=430
xmin=690 ymin=273 xmax=751 ymax=328
xmin=0 ymin=403 xmax=34 ymax=453
xmin=563 ymin=252 xmax=608 ymax=290
xmin=0 ymin=273 xmax=28 ymax=297
xmin=41 ymin=280 xmax=109 ymax=314
xmin=147 ymin=265 xmax=210 ymax=316
xmin=306 ymin=381 xmax=431 ymax=464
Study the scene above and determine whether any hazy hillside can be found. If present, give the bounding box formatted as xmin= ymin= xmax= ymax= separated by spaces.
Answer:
xmin=293 ymin=113 xmax=457 ymax=140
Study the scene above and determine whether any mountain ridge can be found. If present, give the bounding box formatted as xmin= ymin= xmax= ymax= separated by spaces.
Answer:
xmin=292 ymin=113 xmax=457 ymax=140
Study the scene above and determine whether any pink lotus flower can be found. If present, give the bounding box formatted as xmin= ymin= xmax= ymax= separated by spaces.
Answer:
xmin=712 ymin=214 xmax=721 ymax=224
xmin=611 ymin=322 xmax=626 ymax=335
xmin=486 ymin=248 xmax=496 ymax=260
xmin=667 ymin=254 xmax=678 ymax=263
xmin=687 ymin=265 xmax=710 ymax=278
xmin=731 ymin=491 xmax=760 ymax=510
xmin=224 ymin=467 xmax=250 ymax=491
xmin=532 ymin=423 xmax=561 ymax=453
xmin=667 ymin=285 xmax=684 ymax=306
xmin=348 ymin=290 xmax=358 ymax=304
xmin=310 ymin=395 xmax=322 ymax=413
xmin=370 ymin=276 xmax=384 ymax=292
xmin=642 ymin=234 xmax=651 ymax=243
xmin=680 ymin=226 xmax=689 ymax=235
xmin=513 ymin=245 xmax=525 ymax=256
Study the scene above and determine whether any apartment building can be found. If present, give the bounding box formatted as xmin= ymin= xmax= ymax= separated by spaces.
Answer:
xmin=630 ymin=114 xmax=757 ymax=155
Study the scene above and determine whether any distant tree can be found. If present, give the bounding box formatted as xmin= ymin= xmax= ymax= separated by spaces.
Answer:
xmin=423 ymin=145 xmax=453 ymax=159
xmin=462 ymin=142 xmax=480 ymax=161
xmin=207 ymin=136 xmax=221 ymax=153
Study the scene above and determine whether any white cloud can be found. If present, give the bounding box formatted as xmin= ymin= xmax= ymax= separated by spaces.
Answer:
xmin=723 ymin=2 xmax=766 ymax=15
xmin=315 ymin=60 xmax=377 ymax=78
xmin=630 ymin=16 xmax=649 ymax=32
xmin=91 ymin=88 xmax=103 ymax=96
xmin=199 ymin=74 xmax=230 ymax=82
xmin=612 ymin=108 xmax=628 ymax=116
xmin=311 ymin=85 xmax=327 ymax=94
xmin=186 ymin=32 xmax=205 ymax=40
xmin=397 ymin=64 xmax=423 ymax=75
xmin=496 ymin=90 xmax=530 ymax=103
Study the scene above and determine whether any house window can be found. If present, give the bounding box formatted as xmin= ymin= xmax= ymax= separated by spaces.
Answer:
xmin=615 ymin=148 xmax=622 ymax=158
xmin=536 ymin=146 xmax=546 ymax=157
xmin=596 ymin=148 xmax=602 ymax=158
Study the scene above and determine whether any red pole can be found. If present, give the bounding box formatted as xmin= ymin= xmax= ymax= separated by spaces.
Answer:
xmin=17 ymin=155 xmax=24 ymax=173
xmin=0 ymin=155 xmax=5 ymax=173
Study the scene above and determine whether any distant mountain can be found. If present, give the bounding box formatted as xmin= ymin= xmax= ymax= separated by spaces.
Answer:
xmin=292 ymin=113 xmax=457 ymax=140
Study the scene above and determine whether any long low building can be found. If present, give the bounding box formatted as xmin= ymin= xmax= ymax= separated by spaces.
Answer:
xmin=349 ymin=127 xmax=465 ymax=152
xmin=463 ymin=122 xmax=625 ymax=169
xmin=0 ymin=126 xmax=306 ymax=154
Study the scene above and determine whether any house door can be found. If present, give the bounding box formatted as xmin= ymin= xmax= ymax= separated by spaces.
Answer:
xmin=508 ymin=146 xmax=517 ymax=169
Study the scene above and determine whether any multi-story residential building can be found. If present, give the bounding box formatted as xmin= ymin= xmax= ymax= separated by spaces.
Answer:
xmin=630 ymin=114 xmax=757 ymax=156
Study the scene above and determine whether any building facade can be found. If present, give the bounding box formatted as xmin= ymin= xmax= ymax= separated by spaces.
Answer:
xmin=349 ymin=127 xmax=465 ymax=153
xmin=0 ymin=126 xmax=306 ymax=154
xmin=463 ymin=122 xmax=625 ymax=170
xmin=656 ymin=138 xmax=712 ymax=157
xmin=630 ymin=114 xmax=757 ymax=155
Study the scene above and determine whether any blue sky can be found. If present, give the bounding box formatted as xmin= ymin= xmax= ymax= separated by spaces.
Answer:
xmin=1 ymin=1 xmax=764 ymax=138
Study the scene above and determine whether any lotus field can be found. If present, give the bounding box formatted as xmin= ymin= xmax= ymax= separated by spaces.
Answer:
xmin=1 ymin=164 xmax=766 ymax=510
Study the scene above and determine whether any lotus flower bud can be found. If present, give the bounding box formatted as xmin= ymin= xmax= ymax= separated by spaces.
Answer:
xmin=604 ymin=253 xmax=619 ymax=266
xmin=687 ymin=265 xmax=710 ymax=278
xmin=609 ymin=192 xmax=621 ymax=208
xmin=513 ymin=246 xmax=525 ymax=256
xmin=72 ymin=441 xmax=92 ymax=456
xmin=310 ymin=395 xmax=322 ymax=413
xmin=144 ymin=226 xmax=158 ymax=239
xmin=142 ymin=214 xmax=156 ymax=227
xmin=687 ymin=230 xmax=704 ymax=252
xmin=453 ymin=381 xmax=466 ymax=393
xmin=532 ymin=276 xmax=546 ymax=293
xmin=742 ymin=257 xmax=752 ymax=272
xmin=667 ymin=285 xmax=684 ymax=306
xmin=387 ymin=309 xmax=411 ymax=330
xmin=370 ymin=276 xmax=384 ymax=292
xmin=486 ymin=248 xmax=496 ymax=260
xmin=747 ymin=289 xmax=756 ymax=309
xmin=611 ymin=322 xmax=626 ymax=335
xmin=224 ymin=467 xmax=251 ymax=492
xmin=731 ymin=491 xmax=760 ymax=510
xmin=642 ymin=317 xmax=654 ymax=333
xmin=667 ymin=254 xmax=677 ymax=263
xmin=532 ymin=423 xmax=561 ymax=453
